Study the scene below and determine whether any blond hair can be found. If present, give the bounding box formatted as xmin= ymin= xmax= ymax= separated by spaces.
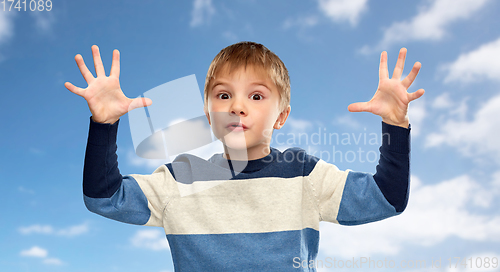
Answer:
xmin=204 ymin=41 xmax=290 ymax=112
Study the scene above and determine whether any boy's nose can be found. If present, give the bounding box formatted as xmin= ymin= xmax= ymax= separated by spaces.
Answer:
xmin=230 ymin=98 xmax=246 ymax=116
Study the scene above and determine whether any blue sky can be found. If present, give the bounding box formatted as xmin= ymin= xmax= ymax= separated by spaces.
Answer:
xmin=1 ymin=0 xmax=500 ymax=271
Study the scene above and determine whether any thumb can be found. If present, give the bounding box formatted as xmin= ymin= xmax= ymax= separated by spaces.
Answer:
xmin=128 ymin=97 xmax=152 ymax=112
xmin=408 ymin=89 xmax=425 ymax=102
xmin=64 ymin=82 xmax=84 ymax=97
xmin=348 ymin=102 xmax=370 ymax=112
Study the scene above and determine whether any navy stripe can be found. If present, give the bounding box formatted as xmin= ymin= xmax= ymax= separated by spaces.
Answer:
xmin=165 ymin=147 xmax=321 ymax=184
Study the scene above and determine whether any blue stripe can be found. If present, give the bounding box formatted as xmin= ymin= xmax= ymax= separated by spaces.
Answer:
xmin=167 ymin=228 xmax=319 ymax=272
xmin=84 ymin=176 xmax=150 ymax=225
xmin=337 ymin=171 xmax=397 ymax=225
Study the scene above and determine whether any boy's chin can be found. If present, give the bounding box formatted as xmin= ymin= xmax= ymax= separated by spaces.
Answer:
xmin=215 ymin=131 xmax=247 ymax=150
xmin=220 ymin=138 xmax=248 ymax=151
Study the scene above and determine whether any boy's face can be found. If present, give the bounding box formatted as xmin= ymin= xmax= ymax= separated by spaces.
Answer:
xmin=205 ymin=64 xmax=290 ymax=160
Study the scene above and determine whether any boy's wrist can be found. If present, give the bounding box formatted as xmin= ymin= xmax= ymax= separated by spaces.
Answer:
xmin=382 ymin=117 xmax=409 ymax=129
xmin=91 ymin=115 xmax=120 ymax=125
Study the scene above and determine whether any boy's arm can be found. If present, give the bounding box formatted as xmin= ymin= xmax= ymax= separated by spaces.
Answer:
xmin=83 ymin=117 xmax=147 ymax=225
xmin=342 ymin=48 xmax=422 ymax=222
xmin=66 ymin=46 xmax=166 ymax=226
xmin=311 ymin=48 xmax=421 ymax=225
xmin=82 ymin=117 xmax=169 ymax=226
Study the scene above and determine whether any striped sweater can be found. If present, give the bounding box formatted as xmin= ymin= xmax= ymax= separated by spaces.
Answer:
xmin=83 ymin=117 xmax=410 ymax=272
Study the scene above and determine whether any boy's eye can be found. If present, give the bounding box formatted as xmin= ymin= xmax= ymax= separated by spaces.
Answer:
xmin=251 ymin=94 xmax=263 ymax=100
xmin=217 ymin=93 xmax=230 ymax=99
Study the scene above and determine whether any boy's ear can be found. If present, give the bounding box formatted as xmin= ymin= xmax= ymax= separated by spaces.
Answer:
xmin=273 ymin=105 xmax=291 ymax=130
xmin=204 ymin=108 xmax=211 ymax=125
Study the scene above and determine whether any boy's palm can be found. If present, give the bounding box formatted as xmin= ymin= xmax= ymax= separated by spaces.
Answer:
xmin=65 ymin=45 xmax=151 ymax=124
xmin=348 ymin=48 xmax=424 ymax=128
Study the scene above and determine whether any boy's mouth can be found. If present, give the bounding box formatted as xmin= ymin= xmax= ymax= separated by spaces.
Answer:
xmin=226 ymin=122 xmax=247 ymax=131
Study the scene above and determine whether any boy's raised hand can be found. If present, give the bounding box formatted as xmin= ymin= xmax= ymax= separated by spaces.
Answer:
xmin=65 ymin=45 xmax=152 ymax=124
xmin=348 ymin=48 xmax=424 ymax=128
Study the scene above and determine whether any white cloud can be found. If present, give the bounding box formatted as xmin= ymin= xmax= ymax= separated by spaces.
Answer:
xmin=20 ymin=246 xmax=48 ymax=258
xmin=18 ymin=223 xmax=89 ymax=237
xmin=286 ymin=117 xmax=314 ymax=133
xmin=333 ymin=114 xmax=362 ymax=130
xmin=19 ymin=224 xmax=53 ymax=235
xmin=318 ymin=0 xmax=368 ymax=26
xmin=0 ymin=11 xmax=14 ymax=44
xmin=20 ymin=246 xmax=64 ymax=265
xmin=442 ymin=37 xmax=500 ymax=83
xmin=283 ymin=15 xmax=319 ymax=30
xmin=408 ymin=98 xmax=426 ymax=137
xmin=131 ymin=229 xmax=169 ymax=251
xmin=56 ymin=223 xmax=89 ymax=237
xmin=18 ymin=186 xmax=35 ymax=194
xmin=282 ymin=14 xmax=321 ymax=42
xmin=319 ymin=173 xmax=500 ymax=257
xmin=362 ymin=0 xmax=491 ymax=53
xmin=426 ymin=94 xmax=500 ymax=164
xmin=432 ymin=92 xmax=453 ymax=109
xmin=43 ymin=258 xmax=63 ymax=265
xmin=190 ymin=0 xmax=215 ymax=27
xmin=30 ymin=11 xmax=56 ymax=34
xmin=222 ymin=31 xmax=238 ymax=43
xmin=283 ymin=0 xmax=367 ymax=33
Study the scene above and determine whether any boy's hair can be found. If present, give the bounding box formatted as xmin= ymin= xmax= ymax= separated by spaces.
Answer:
xmin=204 ymin=41 xmax=290 ymax=112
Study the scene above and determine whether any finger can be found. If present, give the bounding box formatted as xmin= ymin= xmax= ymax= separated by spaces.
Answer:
xmin=408 ymin=89 xmax=425 ymax=102
xmin=379 ymin=51 xmax=389 ymax=80
xmin=92 ymin=45 xmax=106 ymax=77
xmin=110 ymin=49 xmax=120 ymax=78
xmin=401 ymin=61 xmax=421 ymax=89
xmin=129 ymin=97 xmax=153 ymax=111
xmin=348 ymin=102 xmax=370 ymax=112
xmin=64 ymin=82 xmax=85 ymax=97
xmin=392 ymin=48 xmax=407 ymax=80
xmin=75 ymin=54 xmax=95 ymax=83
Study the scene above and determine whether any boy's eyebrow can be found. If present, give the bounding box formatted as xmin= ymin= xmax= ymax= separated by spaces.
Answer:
xmin=211 ymin=80 xmax=273 ymax=92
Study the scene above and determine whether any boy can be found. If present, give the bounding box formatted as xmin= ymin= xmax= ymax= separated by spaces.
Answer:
xmin=65 ymin=42 xmax=424 ymax=271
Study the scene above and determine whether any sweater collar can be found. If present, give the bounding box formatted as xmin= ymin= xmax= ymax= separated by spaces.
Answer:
xmin=208 ymin=147 xmax=279 ymax=174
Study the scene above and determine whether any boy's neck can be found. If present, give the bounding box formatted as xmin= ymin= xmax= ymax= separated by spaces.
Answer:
xmin=223 ymin=145 xmax=271 ymax=161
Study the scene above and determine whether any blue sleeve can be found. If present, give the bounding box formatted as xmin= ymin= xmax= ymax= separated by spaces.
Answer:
xmin=82 ymin=117 xmax=151 ymax=225
xmin=337 ymin=122 xmax=410 ymax=225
